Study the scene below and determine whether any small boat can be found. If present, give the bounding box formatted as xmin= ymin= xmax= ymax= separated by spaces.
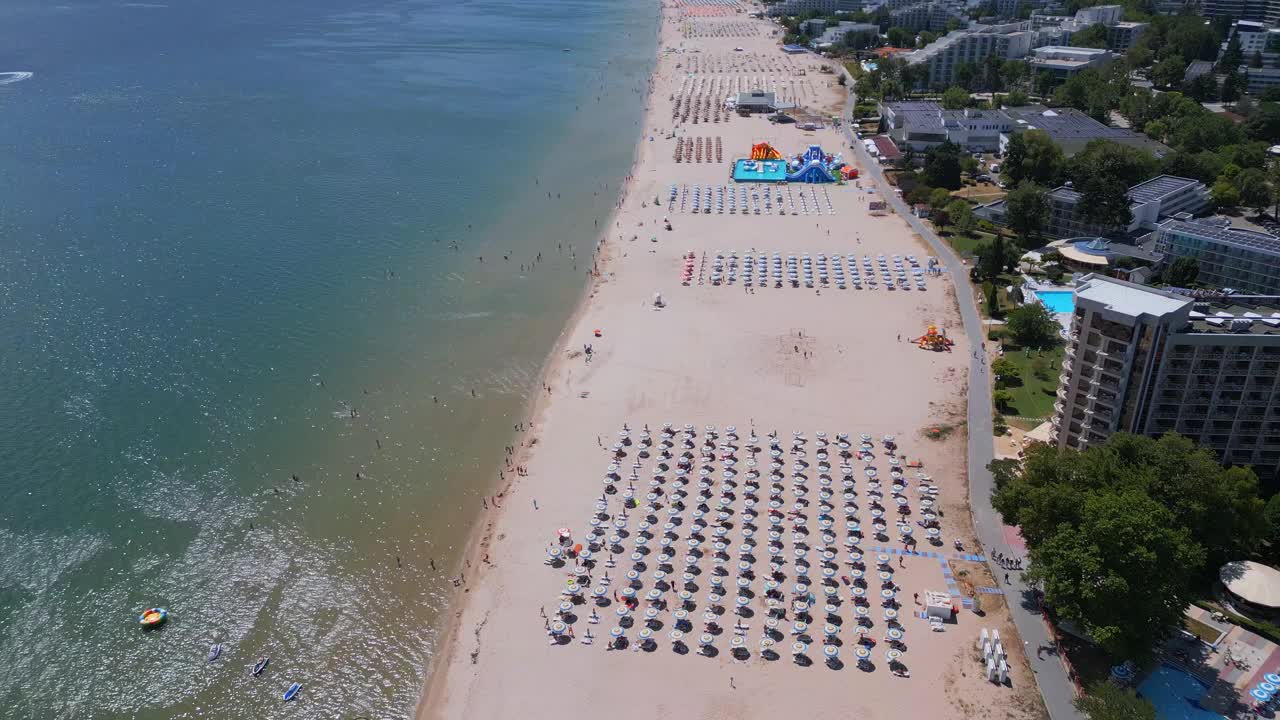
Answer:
xmin=207 ymin=644 xmax=222 ymax=662
xmin=138 ymin=608 xmax=168 ymax=628
xmin=252 ymin=657 xmax=270 ymax=676
xmin=283 ymin=682 xmax=302 ymax=702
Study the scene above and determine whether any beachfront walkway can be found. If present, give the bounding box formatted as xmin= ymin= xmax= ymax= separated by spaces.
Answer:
xmin=840 ymin=87 xmax=1084 ymax=720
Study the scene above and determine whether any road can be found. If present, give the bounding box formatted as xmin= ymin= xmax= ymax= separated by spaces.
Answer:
xmin=838 ymin=84 xmax=1084 ymax=720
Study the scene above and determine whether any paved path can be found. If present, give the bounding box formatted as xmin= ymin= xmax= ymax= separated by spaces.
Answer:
xmin=838 ymin=82 xmax=1084 ymax=720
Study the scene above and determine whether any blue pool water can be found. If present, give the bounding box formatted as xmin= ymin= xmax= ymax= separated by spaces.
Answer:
xmin=1138 ymin=664 xmax=1228 ymax=720
xmin=1035 ymin=289 xmax=1075 ymax=313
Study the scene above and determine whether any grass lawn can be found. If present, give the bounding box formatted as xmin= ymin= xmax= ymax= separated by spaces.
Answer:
xmin=997 ymin=343 xmax=1064 ymax=429
xmin=1184 ymin=616 xmax=1225 ymax=645
xmin=938 ymin=230 xmax=985 ymax=257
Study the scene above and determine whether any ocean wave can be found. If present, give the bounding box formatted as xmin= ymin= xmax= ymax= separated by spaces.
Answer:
xmin=0 ymin=72 xmax=33 ymax=86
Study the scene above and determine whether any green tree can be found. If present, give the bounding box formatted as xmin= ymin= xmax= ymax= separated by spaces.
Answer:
xmin=1221 ymin=69 xmax=1244 ymax=102
xmin=1005 ymin=302 xmax=1060 ymax=349
xmin=1002 ymin=132 xmax=1027 ymax=185
xmin=1211 ymin=178 xmax=1241 ymax=208
xmin=1264 ymin=494 xmax=1280 ymax=563
xmin=955 ymin=61 xmax=977 ymax=90
xmin=1069 ymin=140 xmax=1158 ymax=189
xmin=1165 ymin=256 xmax=1199 ymax=286
xmin=993 ymin=435 xmax=1264 ymax=648
xmin=1071 ymin=23 xmax=1109 ymax=49
xmin=984 ymin=280 xmax=999 ymax=316
xmin=941 ymin=85 xmax=970 ymax=109
xmin=1183 ymin=72 xmax=1218 ymax=102
xmin=977 ymin=234 xmax=1006 ymax=281
xmin=1004 ymin=180 xmax=1048 ymax=247
xmin=1244 ymin=101 xmax=1280 ymax=140
xmin=1150 ymin=54 xmax=1187 ymax=89
xmin=929 ymin=186 xmax=953 ymax=209
xmin=886 ymin=26 xmax=913 ymax=48
xmin=947 ymin=199 xmax=975 ymax=235
xmin=922 ymin=141 xmax=963 ymax=190
xmin=1219 ymin=33 xmax=1243 ymax=72
xmin=1081 ymin=177 xmax=1133 ymax=231
xmin=1016 ymin=129 xmax=1065 ymax=186
xmin=1075 ymin=683 xmax=1157 ymax=720
xmin=1143 ymin=118 xmax=1170 ymax=144
xmin=1005 ymin=88 xmax=1029 ymax=107
xmin=1235 ymin=166 xmax=1274 ymax=211
xmin=991 ymin=357 xmax=1020 ymax=388
xmin=1001 ymin=59 xmax=1028 ymax=91
xmin=993 ymin=389 xmax=1014 ymax=412
xmin=1029 ymin=490 xmax=1204 ymax=659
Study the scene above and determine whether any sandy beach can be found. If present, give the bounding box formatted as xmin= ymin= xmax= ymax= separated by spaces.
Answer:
xmin=417 ymin=2 xmax=1046 ymax=718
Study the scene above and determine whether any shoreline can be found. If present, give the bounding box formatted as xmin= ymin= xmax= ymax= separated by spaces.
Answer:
xmin=413 ymin=4 xmax=666 ymax=714
xmin=414 ymin=2 xmax=1047 ymax=717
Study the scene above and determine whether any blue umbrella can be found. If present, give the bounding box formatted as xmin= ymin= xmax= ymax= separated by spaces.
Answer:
xmin=1251 ymin=688 xmax=1272 ymax=702
xmin=1267 ymin=673 xmax=1280 ymax=685
xmin=1261 ymin=681 xmax=1279 ymax=694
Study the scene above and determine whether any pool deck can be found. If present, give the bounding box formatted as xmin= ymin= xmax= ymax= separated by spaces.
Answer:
xmin=1020 ymin=279 xmax=1074 ymax=335
xmin=1165 ymin=606 xmax=1280 ymax=715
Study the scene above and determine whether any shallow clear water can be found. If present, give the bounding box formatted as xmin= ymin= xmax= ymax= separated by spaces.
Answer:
xmin=0 ymin=0 xmax=657 ymax=717
xmin=1034 ymin=290 xmax=1075 ymax=314
xmin=1138 ymin=664 xmax=1227 ymax=720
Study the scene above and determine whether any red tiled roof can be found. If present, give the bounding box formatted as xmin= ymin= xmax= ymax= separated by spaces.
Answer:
xmin=872 ymin=135 xmax=902 ymax=160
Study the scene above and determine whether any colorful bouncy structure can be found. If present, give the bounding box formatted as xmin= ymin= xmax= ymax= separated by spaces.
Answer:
xmin=785 ymin=145 xmax=841 ymax=183
xmin=750 ymin=142 xmax=782 ymax=160
xmin=733 ymin=143 xmax=846 ymax=183
xmin=913 ymin=326 xmax=954 ymax=352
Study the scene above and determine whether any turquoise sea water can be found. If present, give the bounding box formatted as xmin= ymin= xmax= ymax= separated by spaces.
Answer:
xmin=0 ymin=0 xmax=657 ymax=717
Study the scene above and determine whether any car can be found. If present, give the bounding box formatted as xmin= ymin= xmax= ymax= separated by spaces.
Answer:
xmin=989 ymin=163 xmax=1001 ymax=173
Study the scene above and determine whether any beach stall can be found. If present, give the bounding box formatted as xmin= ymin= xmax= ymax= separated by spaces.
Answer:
xmin=923 ymin=590 xmax=955 ymax=622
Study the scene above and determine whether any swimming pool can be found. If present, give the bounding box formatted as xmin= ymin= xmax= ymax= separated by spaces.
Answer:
xmin=1138 ymin=664 xmax=1227 ymax=720
xmin=1034 ymin=289 xmax=1075 ymax=314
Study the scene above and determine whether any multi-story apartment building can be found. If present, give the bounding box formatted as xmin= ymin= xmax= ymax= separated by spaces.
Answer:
xmin=1106 ymin=21 xmax=1147 ymax=50
xmin=903 ymin=22 xmax=1035 ymax=88
xmin=765 ymin=0 xmax=865 ymax=16
xmin=1154 ymin=218 xmax=1280 ymax=294
xmin=1027 ymin=46 xmax=1114 ymax=80
xmin=1202 ymin=0 xmax=1280 ymax=25
xmin=975 ymin=175 xmax=1208 ymax=238
xmin=889 ymin=2 xmax=964 ymax=32
xmin=1050 ymin=275 xmax=1280 ymax=481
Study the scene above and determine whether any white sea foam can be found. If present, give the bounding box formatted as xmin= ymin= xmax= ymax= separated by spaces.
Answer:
xmin=0 ymin=71 xmax=33 ymax=85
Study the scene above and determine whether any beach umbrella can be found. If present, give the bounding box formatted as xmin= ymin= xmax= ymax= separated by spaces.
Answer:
xmin=855 ymin=646 xmax=871 ymax=660
xmin=791 ymin=641 xmax=808 ymax=656
xmin=1267 ymin=673 xmax=1280 ymax=685
xmin=1252 ymin=688 xmax=1273 ymax=702
xmin=823 ymin=644 xmax=839 ymax=660
xmin=700 ymin=633 xmax=714 ymax=647
xmin=1262 ymin=681 xmax=1279 ymax=694
xmin=886 ymin=649 xmax=902 ymax=662
xmin=885 ymin=609 xmax=899 ymax=621
xmin=888 ymin=628 xmax=904 ymax=641
xmin=851 ymin=586 xmax=865 ymax=598
xmin=855 ymin=605 xmax=869 ymax=617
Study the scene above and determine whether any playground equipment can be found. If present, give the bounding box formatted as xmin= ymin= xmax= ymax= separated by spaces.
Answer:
xmin=733 ymin=143 xmax=845 ymax=183
xmin=913 ymin=326 xmax=954 ymax=352
xmin=750 ymin=142 xmax=782 ymax=160
xmin=785 ymin=145 xmax=841 ymax=183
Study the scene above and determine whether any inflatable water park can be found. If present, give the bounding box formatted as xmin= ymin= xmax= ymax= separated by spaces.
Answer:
xmin=732 ymin=142 xmax=857 ymax=184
